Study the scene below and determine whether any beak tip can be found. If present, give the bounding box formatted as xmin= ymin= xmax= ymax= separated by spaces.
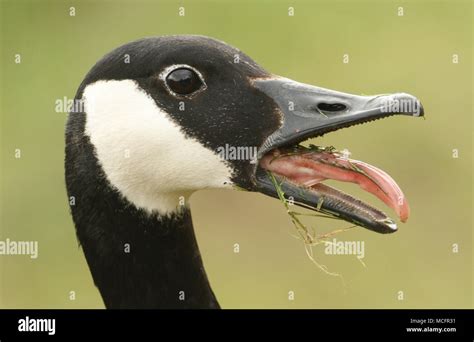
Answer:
xmin=388 ymin=222 xmax=398 ymax=231
xmin=389 ymin=93 xmax=424 ymax=117
xmin=402 ymin=93 xmax=424 ymax=117
xmin=417 ymin=103 xmax=425 ymax=117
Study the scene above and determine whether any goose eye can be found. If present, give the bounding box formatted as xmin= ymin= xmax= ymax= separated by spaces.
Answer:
xmin=165 ymin=68 xmax=204 ymax=95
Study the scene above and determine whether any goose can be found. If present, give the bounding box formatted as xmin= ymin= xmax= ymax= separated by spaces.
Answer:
xmin=65 ymin=35 xmax=424 ymax=309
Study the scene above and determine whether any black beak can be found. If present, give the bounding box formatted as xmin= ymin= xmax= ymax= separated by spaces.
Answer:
xmin=253 ymin=77 xmax=424 ymax=234
xmin=254 ymin=77 xmax=423 ymax=158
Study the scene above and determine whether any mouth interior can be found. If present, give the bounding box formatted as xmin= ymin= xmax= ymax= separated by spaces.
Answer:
xmin=259 ymin=144 xmax=410 ymax=224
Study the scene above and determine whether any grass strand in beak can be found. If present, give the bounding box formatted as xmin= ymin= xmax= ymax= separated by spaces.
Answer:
xmin=268 ymin=171 xmax=365 ymax=279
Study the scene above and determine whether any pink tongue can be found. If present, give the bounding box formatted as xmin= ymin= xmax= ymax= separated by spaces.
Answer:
xmin=260 ymin=151 xmax=410 ymax=222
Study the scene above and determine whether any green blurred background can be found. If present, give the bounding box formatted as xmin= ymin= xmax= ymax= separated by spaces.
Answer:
xmin=0 ymin=0 xmax=472 ymax=308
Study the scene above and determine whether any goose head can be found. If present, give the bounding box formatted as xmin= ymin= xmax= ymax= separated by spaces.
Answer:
xmin=71 ymin=35 xmax=422 ymax=233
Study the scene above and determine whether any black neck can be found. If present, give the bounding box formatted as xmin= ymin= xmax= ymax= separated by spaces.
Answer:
xmin=80 ymin=208 xmax=219 ymax=309
xmin=66 ymin=130 xmax=219 ymax=309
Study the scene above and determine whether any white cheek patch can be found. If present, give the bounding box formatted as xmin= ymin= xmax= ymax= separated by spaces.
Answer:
xmin=83 ymin=79 xmax=233 ymax=215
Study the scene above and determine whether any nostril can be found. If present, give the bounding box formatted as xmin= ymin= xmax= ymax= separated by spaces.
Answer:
xmin=317 ymin=103 xmax=347 ymax=112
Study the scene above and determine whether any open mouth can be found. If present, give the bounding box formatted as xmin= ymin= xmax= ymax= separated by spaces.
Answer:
xmin=257 ymin=144 xmax=407 ymax=233
xmin=252 ymin=77 xmax=424 ymax=234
